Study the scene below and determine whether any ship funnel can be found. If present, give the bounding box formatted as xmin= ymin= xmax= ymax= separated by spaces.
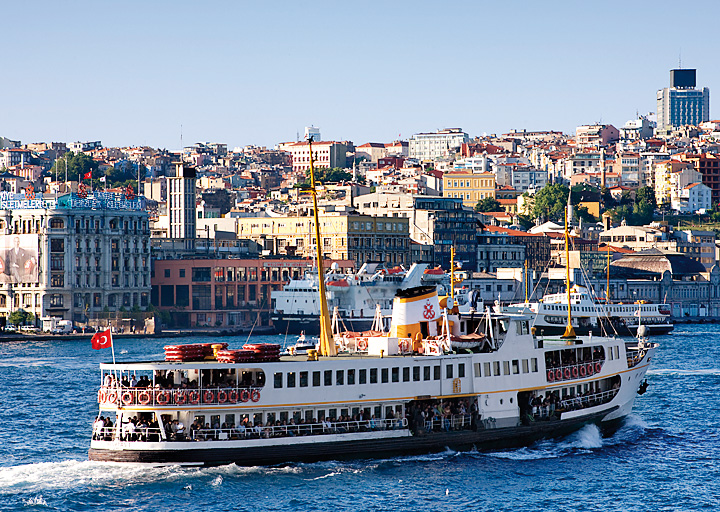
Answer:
xmin=389 ymin=286 xmax=441 ymax=340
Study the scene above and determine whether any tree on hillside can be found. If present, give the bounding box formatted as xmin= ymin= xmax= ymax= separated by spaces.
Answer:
xmin=474 ymin=197 xmax=502 ymax=212
xmin=304 ymin=167 xmax=355 ymax=184
xmin=50 ymin=152 xmax=98 ymax=182
xmin=607 ymin=186 xmax=656 ymax=225
xmin=531 ymin=183 xmax=570 ymax=222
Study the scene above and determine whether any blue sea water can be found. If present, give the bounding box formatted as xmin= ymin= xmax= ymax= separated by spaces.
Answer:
xmin=1 ymin=327 xmax=719 ymax=511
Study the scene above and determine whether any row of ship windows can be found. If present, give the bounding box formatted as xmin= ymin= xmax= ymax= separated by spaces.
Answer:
xmin=274 ymin=364 xmax=468 ymax=388
xmin=474 ymin=358 xmax=539 ymax=377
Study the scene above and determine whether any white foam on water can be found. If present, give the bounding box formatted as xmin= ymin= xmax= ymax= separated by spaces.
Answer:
xmin=560 ymin=423 xmax=603 ymax=450
xmin=22 ymin=495 xmax=48 ymax=506
xmin=0 ymin=460 xmax=193 ymax=495
xmin=488 ymin=424 xmax=604 ymax=460
xmin=119 ymin=350 xmax=129 ymax=354
xmin=210 ymin=475 xmax=223 ymax=487
xmin=647 ymin=368 xmax=720 ymax=377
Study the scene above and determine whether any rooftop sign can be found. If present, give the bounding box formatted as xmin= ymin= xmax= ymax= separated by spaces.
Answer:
xmin=0 ymin=191 xmax=145 ymax=211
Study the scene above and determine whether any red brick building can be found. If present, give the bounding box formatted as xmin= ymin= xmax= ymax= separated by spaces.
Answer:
xmin=152 ymin=258 xmax=353 ymax=328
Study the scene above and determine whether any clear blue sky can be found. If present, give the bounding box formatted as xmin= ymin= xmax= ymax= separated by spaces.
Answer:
xmin=3 ymin=1 xmax=719 ymax=150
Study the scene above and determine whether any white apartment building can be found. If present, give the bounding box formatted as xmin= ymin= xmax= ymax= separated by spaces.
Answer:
xmin=408 ymin=128 xmax=469 ymax=161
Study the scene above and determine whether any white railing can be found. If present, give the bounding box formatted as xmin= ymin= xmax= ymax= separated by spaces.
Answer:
xmin=559 ymin=388 xmax=619 ymax=411
xmin=423 ymin=414 xmax=472 ymax=432
xmin=93 ymin=418 xmax=408 ymax=443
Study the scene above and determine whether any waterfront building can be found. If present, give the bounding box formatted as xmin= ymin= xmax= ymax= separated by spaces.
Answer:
xmin=0 ymin=190 xmax=150 ymax=325
xmin=656 ymin=69 xmax=710 ymax=130
xmin=151 ymin=257 xmax=353 ymax=328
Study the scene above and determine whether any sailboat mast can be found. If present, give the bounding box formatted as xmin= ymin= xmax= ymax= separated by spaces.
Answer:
xmin=450 ymin=246 xmax=455 ymax=306
xmin=307 ymin=136 xmax=336 ymax=356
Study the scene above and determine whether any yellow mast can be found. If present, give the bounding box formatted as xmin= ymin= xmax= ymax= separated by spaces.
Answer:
xmin=562 ymin=199 xmax=576 ymax=338
xmin=450 ymin=246 xmax=455 ymax=306
xmin=524 ymin=259 xmax=529 ymax=303
xmin=606 ymin=244 xmax=611 ymax=303
xmin=308 ymin=137 xmax=336 ymax=356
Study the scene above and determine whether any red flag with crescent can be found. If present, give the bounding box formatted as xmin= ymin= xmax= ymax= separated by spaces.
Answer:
xmin=91 ymin=329 xmax=113 ymax=350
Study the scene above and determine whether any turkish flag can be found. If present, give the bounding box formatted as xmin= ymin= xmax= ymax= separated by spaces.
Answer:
xmin=83 ymin=171 xmax=92 ymax=180
xmin=91 ymin=329 xmax=112 ymax=350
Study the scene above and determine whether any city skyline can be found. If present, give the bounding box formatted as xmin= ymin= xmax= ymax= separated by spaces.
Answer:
xmin=2 ymin=0 xmax=719 ymax=149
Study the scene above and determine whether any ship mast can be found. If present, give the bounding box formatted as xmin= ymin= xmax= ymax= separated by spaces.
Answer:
xmin=308 ymin=136 xmax=336 ymax=356
xmin=562 ymin=194 xmax=576 ymax=338
xmin=606 ymin=244 xmax=611 ymax=303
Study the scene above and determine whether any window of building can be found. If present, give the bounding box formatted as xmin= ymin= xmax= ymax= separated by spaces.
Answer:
xmin=336 ymin=370 xmax=344 ymax=385
xmin=413 ymin=366 xmax=420 ymax=382
xmin=359 ymin=368 xmax=367 ymax=384
xmin=458 ymin=363 xmax=465 ymax=378
xmin=423 ymin=366 xmax=431 ymax=381
xmin=324 ymin=370 xmax=332 ymax=386
xmin=347 ymin=369 xmax=355 ymax=385
xmin=274 ymin=373 xmax=283 ymax=388
xmin=370 ymin=368 xmax=378 ymax=384
xmin=312 ymin=371 xmax=321 ymax=387
xmin=446 ymin=364 xmax=453 ymax=379
xmin=299 ymin=371 xmax=308 ymax=387
xmin=164 ymin=269 xmax=170 ymax=278
xmin=287 ymin=372 xmax=296 ymax=388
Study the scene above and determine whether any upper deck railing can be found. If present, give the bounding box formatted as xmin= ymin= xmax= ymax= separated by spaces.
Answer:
xmin=98 ymin=386 xmax=263 ymax=407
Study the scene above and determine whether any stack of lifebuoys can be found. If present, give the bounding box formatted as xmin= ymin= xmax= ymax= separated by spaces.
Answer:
xmin=164 ymin=344 xmax=205 ymax=362
xmin=243 ymin=343 xmax=281 ymax=362
xmin=216 ymin=349 xmax=256 ymax=364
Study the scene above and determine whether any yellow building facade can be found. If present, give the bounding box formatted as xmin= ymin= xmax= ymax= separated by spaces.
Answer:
xmin=442 ymin=171 xmax=496 ymax=208
xmin=235 ymin=213 xmax=410 ymax=265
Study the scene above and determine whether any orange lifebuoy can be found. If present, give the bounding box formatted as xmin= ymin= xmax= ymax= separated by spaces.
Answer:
xmin=188 ymin=390 xmax=200 ymax=404
xmin=547 ymin=370 xmax=555 ymax=382
xmin=217 ymin=390 xmax=227 ymax=404
xmin=564 ymin=368 xmax=571 ymax=380
xmin=587 ymin=363 xmax=594 ymax=376
xmin=203 ymin=390 xmax=215 ymax=403
xmin=98 ymin=389 xmax=105 ymax=403
xmin=228 ymin=390 xmax=238 ymax=404
xmin=579 ymin=365 xmax=587 ymax=377
xmin=250 ymin=389 xmax=260 ymax=403
xmin=107 ymin=391 xmax=117 ymax=404
xmin=121 ymin=391 xmax=133 ymax=405
xmin=138 ymin=390 xmax=151 ymax=405
xmin=174 ymin=390 xmax=187 ymax=405
xmin=156 ymin=391 xmax=169 ymax=405
xmin=555 ymin=369 xmax=562 ymax=381
xmin=595 ymin=362 xmax=602 ymax=374
xmin=399 ymin=339 xmax=410 ymax=352
xmin=571 ymin=367 xmax=579 ymax=379
xmin=239 ymin=389 xmax=250 ymax=403
xmin=357 ymin=339 xmax=368 ymax=351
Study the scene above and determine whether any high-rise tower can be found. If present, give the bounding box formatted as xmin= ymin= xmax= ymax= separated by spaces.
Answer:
xmin=657 ymin=69 xmax=710 ymax=130
xmin=167 ymin=162 xmax=197 ymax=252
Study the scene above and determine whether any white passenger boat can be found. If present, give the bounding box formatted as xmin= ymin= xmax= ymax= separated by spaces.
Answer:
xmin=502 ymin=285 xmax=673 ymax=337
xmin=88 ymin=139 xmax=657 ymax=466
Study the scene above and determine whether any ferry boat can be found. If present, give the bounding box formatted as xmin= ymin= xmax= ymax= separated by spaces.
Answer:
xmin=271 ymin=262 xmax=439 ymax=335
xmin=88 ymin=139 xmax=657 ymax=466
xmin=88 ymin=284 xmax=657 ymax=466
xmin=502 ymin=285 xmax=673 ymax=337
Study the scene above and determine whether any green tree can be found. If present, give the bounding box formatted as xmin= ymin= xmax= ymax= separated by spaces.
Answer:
xmin=304 ymin=167 xmax=353 ymax=184
xmin=531 ymin=183 xmax=570 ymax=222
xmin=51 ymin=152 xmax=98 ymax=182
xmin=474 ymin=197 xmax=502 ymax=212
xmin=8 ymin=309 xmax=34 ymax=326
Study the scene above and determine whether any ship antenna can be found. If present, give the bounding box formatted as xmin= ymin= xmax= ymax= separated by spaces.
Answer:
xmin=308 ymin=135 xmax=336 ymax=356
